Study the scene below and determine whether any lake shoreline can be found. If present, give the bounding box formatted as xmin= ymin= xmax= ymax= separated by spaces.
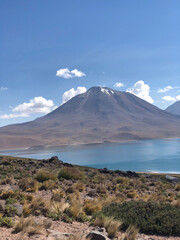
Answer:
xmin=0 ymin=138 xmax=180 ymax=174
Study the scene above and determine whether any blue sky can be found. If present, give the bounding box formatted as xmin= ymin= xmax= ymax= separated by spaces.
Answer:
xmin=0 ymin=0 xmax=180 ymax=127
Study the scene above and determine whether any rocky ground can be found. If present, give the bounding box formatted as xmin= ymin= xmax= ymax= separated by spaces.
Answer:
xmin=0 ymin=155 xmax=180 ymax=240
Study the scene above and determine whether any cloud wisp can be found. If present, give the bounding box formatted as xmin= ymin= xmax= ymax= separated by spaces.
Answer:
xmin=0 ymin=87 xmax=8 ymax=91
xmin=158 ymin=86 xmax=173 ymax=93
xmin=114 ymin=82 xmax=124 ymax=88
xmin=56 ymin=68 xmax=86 ymax=79
xmin=162 ymin=95 xmax=180 ymax=102
xmin=126 ymin=80 xmax=154 ymax=104
xmin=0 ymin=113 xmax=29 ymax=119
xmin=62 ymin=87 xmax=87 ymax=104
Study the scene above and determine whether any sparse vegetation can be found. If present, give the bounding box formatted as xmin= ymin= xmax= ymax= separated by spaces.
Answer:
xmin=0 ymin=155 xmax=180 ymax=239
xmin=0 ymin=217 xmax=13 ymax=228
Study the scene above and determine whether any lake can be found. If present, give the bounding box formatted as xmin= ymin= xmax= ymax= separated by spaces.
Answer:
xmin=0 ymin=138 xmax=180 ymax=173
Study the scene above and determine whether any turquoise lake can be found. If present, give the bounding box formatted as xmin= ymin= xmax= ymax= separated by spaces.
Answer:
xmin=1 ymin=139 xmax=180 ymax=173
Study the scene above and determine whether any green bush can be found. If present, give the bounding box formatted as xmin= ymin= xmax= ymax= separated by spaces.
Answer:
xmin=4 ymin=205 xmax=18 ymax=217
xmin=58 ymin=167 xmax=84 ymax=180
xmin=6 ymin=198 xmax=17 ymax=205
xmin=101 ymin=201 xmax=180 ymax=236
xmin=35 ymin=169 xmax=57 ymax=182
xmin=0 ymin=217 xmax=13 ymax=228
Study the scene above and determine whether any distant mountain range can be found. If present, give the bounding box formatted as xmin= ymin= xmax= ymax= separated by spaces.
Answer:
xmin=1 ymin=86 xmax=180 ymax=150
xmin=166 ymin=101 xmax=180 ymax=116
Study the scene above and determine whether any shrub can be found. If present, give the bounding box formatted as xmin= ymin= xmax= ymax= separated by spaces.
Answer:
xmin=126 ymin=191 xmax=136 ymax=199
xmin=105 ymin=218 xmax=121 ymax=238
xmin=51 ymin=189 xmax=65 ymax=201
xmin=6 ymin=198 xmax=17 ymax=204
xmin=35 ymin=169 xmax=57 ymax=182
xmin=83 ymin=201 xmax=102 ymax=215
xmin=116 ymin=177 xmax=129 ymax=185
xmin=23 ymin=197 xmax=48 ymax=217
xmin=48 ymin=200 xmax=69 ymax=220
xmin=76 ymin=212 xmax=89 ymax=223
xmin=101 ymin=201 xmax=180 ymax=236
xmin=94 ymin=215 xmax=122 ymax=238
xmin=175 ymin=184 xmax=180 ymax=191
xmin=39 ymin=179 xmax=57 ymax=190
xmin=68 ymin=198 xmax=82 ymax=218
xmin=14 ymin=217 xmax=44 ymax=235
xmin=61 ymin=213 xmax=73 ymax=223
xmin=73 ymin=182 xmax=85 ymax=192
xmin=0 ymin=217 xmax=13 ymax=228
xmin=121 ymin=225 xmax=139 ymax=240
xmin=18 ymin=178 xmax=39 ymax=192
xmin=0 ymin=190 xmax=18 ymax=200
xmin=58 ymin=167 xmax=84 ymax=181
xmin=4 ymin=205 xmax=18 ymax=217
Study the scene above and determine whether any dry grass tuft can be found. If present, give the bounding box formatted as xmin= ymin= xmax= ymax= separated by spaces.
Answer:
xmin=69 ymin=194 xmax=82 ymax=218
xmin=83 ymin=200 xmax=102 ymax=215
xmin=51 ymin=188 xmax=65 ymax=201
xmin=58 ymin=167 xmax=84 ymax=180
xmin=67 ymin=235 xmax=90 ymax=240
xmin=35 ymin=169 xmax=57 ymax=182
xmin=23 ymin=197 xmax=49 ymax=217
xmin=18 ymin=178 xmax=39 ymax=192
xmin=94 ymin=216 xmax=122 ymax=238
xmin=14 ymin=217 xmax=45 ymax=236
xmin=120 ymin=225 xmax=139 ymax=240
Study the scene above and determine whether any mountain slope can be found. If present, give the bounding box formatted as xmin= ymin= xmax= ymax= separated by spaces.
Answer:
xmin=0 ymin=86 xmax=180 ymax=150
xmin=165 ymin=101 xmax=180 ymax=116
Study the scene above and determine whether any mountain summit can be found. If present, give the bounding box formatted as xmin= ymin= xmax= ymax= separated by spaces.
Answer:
xmin=165 ymin=101 xmax=180 ymax=116
xmin=0 ymin=86 xmax=180 ymax=150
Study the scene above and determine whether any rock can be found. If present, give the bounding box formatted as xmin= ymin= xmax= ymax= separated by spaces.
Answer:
xmin=47 ymin=230 xmax=72 ymax=240
xmin=13 ymin=203 xmax=23 ymax=216
xmin=165 ymin=175 xmax=180 ymax=184
xmin=48 ymin=156 xmax=63 ymax=165
xmin=63 ymin=162 xmax=73 ymax=167
xmin=99 ymin=168 xmax=112 ymax=174
xmin=87 ymin=231 xmax=110 ymax=240
xmin=126 ymin=171 xmax=139 ymax=178
xmin=144 ymin=174 xmax=152 ymax=178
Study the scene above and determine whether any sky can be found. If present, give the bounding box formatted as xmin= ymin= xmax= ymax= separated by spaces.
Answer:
xmin=0 ymin=0 xmax=180 ymax=127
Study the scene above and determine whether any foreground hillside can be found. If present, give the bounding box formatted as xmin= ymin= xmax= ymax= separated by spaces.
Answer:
xmin=0 ymin=155 xmax=180 ymax=240
xmin=1 ymin=87 xmax=180 ymax=150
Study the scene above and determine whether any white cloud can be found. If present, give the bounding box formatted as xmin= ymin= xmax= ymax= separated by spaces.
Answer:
xmin=176 ymin=95 xmax=180 ymax=101
xmin=0 ymin=113 xmax=29 ymax=119
xmin=71 ymin=69 xmax=85 ymax=78
xmin=0 ymin=97 xmax=56 ymax=119
xmin=56 ymin=68 xmax=86 ymax=79
xmin=0 ymin=96 xmax=57 ymax=119
xmin=126 ymin=80 xmax=154 ymax=104
xmin=62 ymin=87 xmax=87 ymax=104
xmin=162 ymin=95 xmax=180 ymax=102
xmin=0 ymin=87 xmax=8 ymax=91
xmin=114 ymin=82 xmax=124 ymax=88
xmin=12 ymin=96 xmax=56 ymax=114
xmin=158 ymin=86 xmax=173 ymax=93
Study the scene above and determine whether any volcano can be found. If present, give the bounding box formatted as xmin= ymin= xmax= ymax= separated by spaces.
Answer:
xmin=1 ymin=86 xmax=180 ymax=150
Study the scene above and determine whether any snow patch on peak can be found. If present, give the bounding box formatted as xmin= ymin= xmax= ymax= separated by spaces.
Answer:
xmin=100 ymin=87 xmax=114 ymax=96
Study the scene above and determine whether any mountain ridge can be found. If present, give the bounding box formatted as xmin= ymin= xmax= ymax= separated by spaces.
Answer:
xmin=166 ymin=100 xmax=180 ymax=116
